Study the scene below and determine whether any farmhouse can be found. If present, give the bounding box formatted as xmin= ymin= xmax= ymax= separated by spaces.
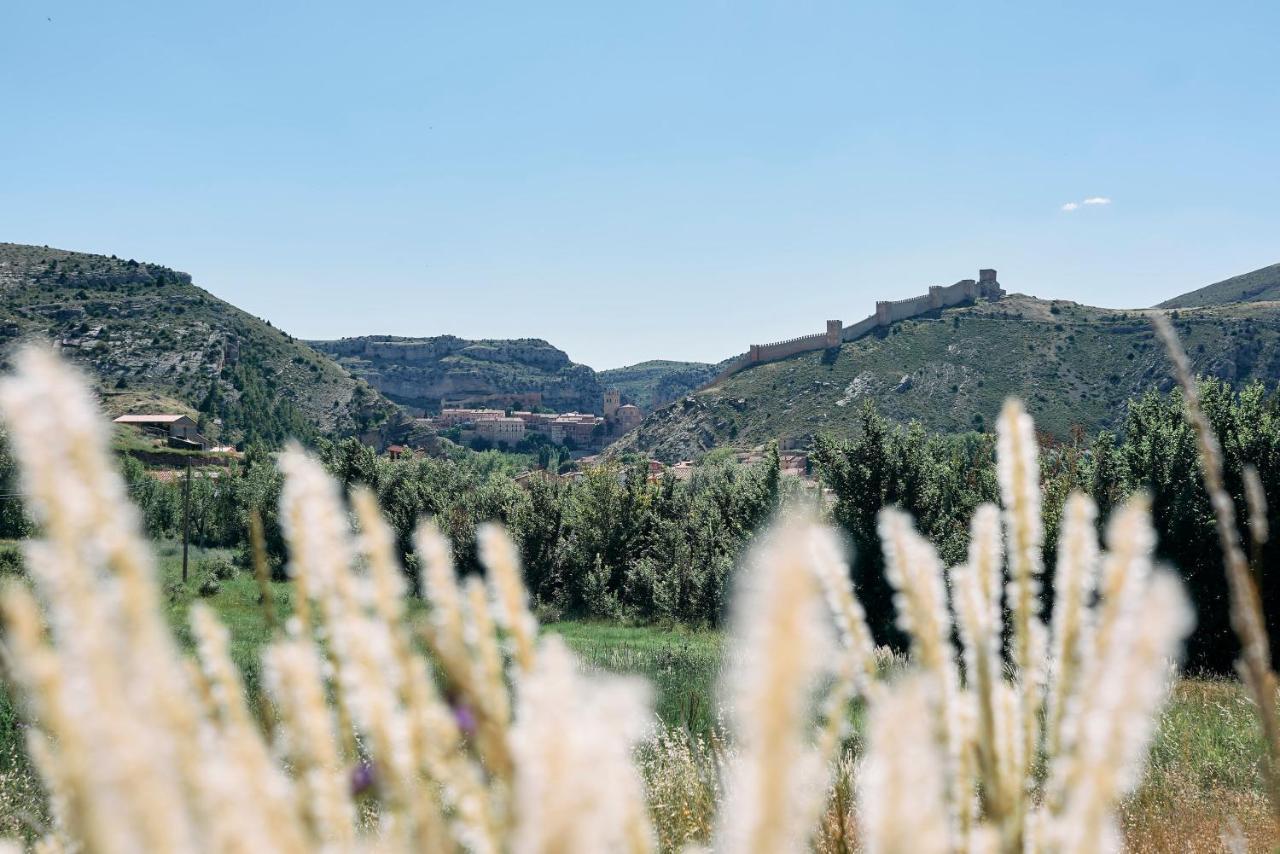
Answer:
xmin=113 ymin=414 xmax=209 ymax=450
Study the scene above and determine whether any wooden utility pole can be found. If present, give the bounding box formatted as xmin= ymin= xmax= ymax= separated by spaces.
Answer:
xmin=181 ymin=462 xmax=192 ymax=583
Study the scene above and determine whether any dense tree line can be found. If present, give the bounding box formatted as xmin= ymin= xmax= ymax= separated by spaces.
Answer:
xmin=813 ymin=381 xmax=1280 ymax=672
xmin=116 ymin=439 xmax=788 ymax=626
xmin=2 ymin=379 xmax=1277 ymax=671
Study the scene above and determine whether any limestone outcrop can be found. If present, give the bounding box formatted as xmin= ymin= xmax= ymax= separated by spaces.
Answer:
xmin=307 ymin=335 xmax=604 ymax=413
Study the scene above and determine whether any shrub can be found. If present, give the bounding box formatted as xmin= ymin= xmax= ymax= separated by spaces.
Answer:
xmin=0 ymin=548 xmax=22 ymax=578
xmin=163 ymin=578 xmax=186 ymax=604
xmin=200 ymin=554 xmax=236 ymax=581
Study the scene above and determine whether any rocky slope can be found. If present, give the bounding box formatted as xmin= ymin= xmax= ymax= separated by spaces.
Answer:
xmin=0 ymin=243 xmax=397 ymax=446
xmin=610 ymin=291 xmax=1280 ymax=462
xmin=307 ymin=335 xmax=605 ymax=413
xmin=308 ymin=336 xmax=717 ymax=415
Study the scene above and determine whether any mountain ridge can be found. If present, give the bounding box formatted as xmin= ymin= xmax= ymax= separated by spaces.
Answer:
xmin=1158 ymin=261 xmax=1280 ymax=308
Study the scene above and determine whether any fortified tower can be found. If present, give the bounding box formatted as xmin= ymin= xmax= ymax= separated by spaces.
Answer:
xmin=826 ymin=320 xmax=842 ymax=347
xmin=603 ymin=389 xmax=621 ymax=419
xmin=978 ymin=268 xmax=1004 ymax=299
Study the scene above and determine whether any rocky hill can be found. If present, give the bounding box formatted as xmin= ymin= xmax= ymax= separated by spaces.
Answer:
xmin=308 ymin=336 xmax=717 ymax=415
xmin=596 ymin=360 xmax=718 ymax=410
xmin=1158 ymin=261 xmax=1280 ymax=308
xmin=610 ymin=291 xmax=1280 ymax=462
xmin=0 ymin=243 xmax=397 ymax=446
xmin=307 ymin=335 xmax=605 ymax=413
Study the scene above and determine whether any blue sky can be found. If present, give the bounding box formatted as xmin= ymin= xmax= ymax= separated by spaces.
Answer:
xmin=3 ymin=1 xmax=1278 ymax=368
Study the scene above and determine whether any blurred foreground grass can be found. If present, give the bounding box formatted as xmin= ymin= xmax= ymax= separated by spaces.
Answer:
xmin=0 ymin=539 xmax=1275 ymax=849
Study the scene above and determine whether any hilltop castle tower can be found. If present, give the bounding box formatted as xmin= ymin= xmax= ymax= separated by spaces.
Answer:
xmin=603 ymin=388 xmax=621 ymax=418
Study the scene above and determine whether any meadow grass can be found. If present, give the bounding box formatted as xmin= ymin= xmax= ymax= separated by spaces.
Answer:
xmin=1120 ymin=678 xmax=1277 ymax=850
xmin=151 ymin=540 xmax=292 ymax=694
xmin=544 ymin=622 xmax=723 ymax=733
xmin=548 ymin=623 xmax=1280 ymax=850
xmin=546 ymin=624 xmax=1280 ymax=850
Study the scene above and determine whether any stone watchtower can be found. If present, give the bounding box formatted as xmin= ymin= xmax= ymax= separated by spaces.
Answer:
xmin=603 ymin=389 xmax=621 ymax=419
xmin=978 ymin=268 xmax=1004 ymax=299
xmin=826 ymin=320 xmax=842 ymax=347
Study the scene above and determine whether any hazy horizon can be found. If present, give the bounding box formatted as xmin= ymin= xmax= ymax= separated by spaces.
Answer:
xmin=4 ymin=1 xmax=1279 ymax=369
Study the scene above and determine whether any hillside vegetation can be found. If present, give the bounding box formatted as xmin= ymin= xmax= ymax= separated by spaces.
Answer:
xmin=597 ymin=359 xmax=718 ymax=409
xmin=611 ymin=293 xmax=1280 ymax=461
xmin=311 ymin=335 xmax=715 ymax=414
xmin=0 ymin=243 xmax=396 ymax=446
xmin=1158 ymin=260 xmax=1280 ymax=308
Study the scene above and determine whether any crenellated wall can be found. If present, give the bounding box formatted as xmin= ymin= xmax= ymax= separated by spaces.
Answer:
xmin=750 ymin=331 xmax=830 ymax=364
xmin=702 ymin=269 xmax=1004 ymax=387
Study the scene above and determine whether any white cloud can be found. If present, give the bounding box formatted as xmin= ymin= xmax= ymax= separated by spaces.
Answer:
xmin=1061 ymin=196 xmax=1111 ymax=212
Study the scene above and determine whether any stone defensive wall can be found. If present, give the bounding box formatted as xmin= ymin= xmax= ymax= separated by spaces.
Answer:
xmin=750 ymin=326 xmax=839 ymax=364
xmin=704 ymin=269 xmax=1003 ymax=386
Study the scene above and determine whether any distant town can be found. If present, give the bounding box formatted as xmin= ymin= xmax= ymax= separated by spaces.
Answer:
xmin=421 ymin=388 xmax=644 ymax=451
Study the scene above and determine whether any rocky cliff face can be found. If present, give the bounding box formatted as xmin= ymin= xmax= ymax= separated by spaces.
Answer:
xmin=308 ymin=335 xmax=604 ymax=412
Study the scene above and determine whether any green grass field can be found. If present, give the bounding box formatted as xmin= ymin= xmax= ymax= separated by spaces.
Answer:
xmin=545 ymin=622 xmax=724 ymax=733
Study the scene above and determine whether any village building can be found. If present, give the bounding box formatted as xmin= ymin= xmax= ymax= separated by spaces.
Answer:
xmin=615 ymin=403 xmax=643 ymax=431
xmin=435 ymin=408 xmax=506 ymax=427
xmin=669 ymin=460 xmax=696 ymax=481
xmin=112 ymin=414 xmax=209 ymax=450
xmin=547 ymin=413 xmax=604 ymax=445
xmin=475 ymin=416 xmax=527 ymax=445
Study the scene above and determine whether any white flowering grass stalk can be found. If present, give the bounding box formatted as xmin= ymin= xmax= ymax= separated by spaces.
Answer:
xmin=508 ymin=637 xmax=654 ymax=854
xmin=877 ymin=508 xmax=968 ymax=840
xmin=0 ymin=346 xmax=657 ymax=853
xmin=995 ymin=398 xmax=1046 ymax=815
xmin=807 ymin=527 xmax=881 ymax=765
xmin=858 ymin=675 xmax=950 ymax=854
xmin=1043 ymin=493 xmax=1097 ymax=761
xmin=826 ymin=398 xmax=1194 ymax=854
xmin=713 ymin=519 xmax=835 ymax=854
xmin=0 ymin=346 xmax=209 ymax=853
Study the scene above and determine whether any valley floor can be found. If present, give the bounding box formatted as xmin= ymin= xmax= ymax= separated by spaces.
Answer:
xmin=0 ymin=541 xmax=1273 ymax=851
